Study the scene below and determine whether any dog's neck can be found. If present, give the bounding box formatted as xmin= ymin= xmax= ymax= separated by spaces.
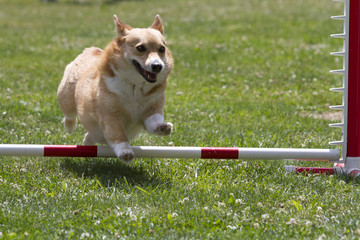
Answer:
xmin=98 ymin=42 xmax=119 ymax=77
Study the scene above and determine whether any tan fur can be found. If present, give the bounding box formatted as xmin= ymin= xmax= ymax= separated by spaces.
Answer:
xmin=57 ymin=15 xmax=173 ymax=163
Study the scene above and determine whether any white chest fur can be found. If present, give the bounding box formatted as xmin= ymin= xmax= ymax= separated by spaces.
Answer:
xmin=104 ymin=75 xmax=161 ymax=120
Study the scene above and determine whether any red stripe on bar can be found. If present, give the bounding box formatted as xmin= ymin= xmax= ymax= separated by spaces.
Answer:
xmin=44 ymin=145 xmax=97 ymax=157
xmin=295 ymin=167 xmax=335 ymax=175
xmin=201 ymin=148 xmax=238 ymax=159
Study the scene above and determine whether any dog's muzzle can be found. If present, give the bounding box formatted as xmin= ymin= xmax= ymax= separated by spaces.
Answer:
xmin=132 ymin=60 xmax=159 ymax=83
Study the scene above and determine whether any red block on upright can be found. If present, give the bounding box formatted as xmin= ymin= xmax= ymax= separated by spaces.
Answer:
xmin=347 ymin=0 xmax=360 ymax=157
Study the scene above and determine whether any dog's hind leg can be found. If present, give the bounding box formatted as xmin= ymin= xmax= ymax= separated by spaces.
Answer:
xmin=63 ymin=117 xmax=77 ymax=134
xmin=57 ymin=63 xmax=78 ymax=134
xmin=83 ymin=133 xmax=94 ymax=145
xmin=82 ymin=130 xmax=106 ymax=146
xmin=81 ymin=119 xmax=107 ymax=145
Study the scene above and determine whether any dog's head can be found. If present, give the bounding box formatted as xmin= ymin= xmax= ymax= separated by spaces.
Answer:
xmin=113 ymin=15 xmax=173 ymax=84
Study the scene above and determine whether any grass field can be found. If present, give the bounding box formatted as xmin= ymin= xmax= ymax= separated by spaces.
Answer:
xmin=1 ymin=0 xmax=359 ymax=239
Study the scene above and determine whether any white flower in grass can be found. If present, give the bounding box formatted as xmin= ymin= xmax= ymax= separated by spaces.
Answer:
xmin=331 ymin=216 xmax=339 ymax=224
xmin=80 ymin=232 xmax=90 ymax=239
xmin=41 ymin=188 xmax=47 ymax=194
xmin=171 ymin=212 xmax=178 ymax=218
xmin=94 ymin=220 xmax=100 ymax=225
xmin=179 ymin=197 xmax=189 ymax=204
xmin=130 ymin=213 xmax=137 ymax=221
xmin=253 ymin=223 xmax=260 ymax=228
xmin=318 ymin=234 xmax=327 ymax=240
xmin=305 ymin=220 xmax=313 ymax=226
xmin=257 ymin=202 xmax=263 ymax=208
xmin=286 ymin=218 xmax=297 ymax=225
xmin=227 ymin=225 xmax=237 ymax=230
xmin=235 ymin=199 xmax=243 ymax=205
xmin=261 ymin=214 xmax=269 ymax=220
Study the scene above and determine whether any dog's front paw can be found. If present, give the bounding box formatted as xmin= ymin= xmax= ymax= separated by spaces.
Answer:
xmin=118 ymin=149 xmax=135 ymax=163
xmin=155 ymin=122 xmax=173 ymax=136
xmin=144 ymin=114 xmax=173 ymax=136
xmin=112 ymin=142 xmax=135 ymax=163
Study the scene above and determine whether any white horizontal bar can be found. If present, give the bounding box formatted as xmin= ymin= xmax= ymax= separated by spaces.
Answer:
xmin=133 ymin=146 xmax=202 ymax=158
xmin=98 ymin=146 xmax=202 ymax=159
xmin=236 ymin=148 xmax=339 ymax=161
xmin=0 ymin=144 xmax=45 ymax=156
xmin=0 ymin=145 xmax=341 ymax=162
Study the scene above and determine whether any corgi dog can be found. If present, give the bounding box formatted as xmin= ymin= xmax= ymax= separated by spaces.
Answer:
xmin=57 ymin=15 xmax=174 ymax=163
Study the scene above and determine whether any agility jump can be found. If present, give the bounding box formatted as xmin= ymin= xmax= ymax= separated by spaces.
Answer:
xmin=0 ymin=0 xmax=359 ymax=176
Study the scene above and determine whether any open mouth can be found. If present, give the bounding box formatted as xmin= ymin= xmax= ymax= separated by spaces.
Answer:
xmin=132 ymin=60 xmax=157 ymax=83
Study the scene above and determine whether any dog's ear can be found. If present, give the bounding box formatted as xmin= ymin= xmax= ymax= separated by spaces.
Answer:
xmin=114 ymin=15 xmax=132 ymax=37
xmin=150 ymin=15 xmax=164 ymax=35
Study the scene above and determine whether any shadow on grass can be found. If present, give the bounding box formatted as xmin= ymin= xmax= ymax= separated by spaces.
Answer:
xmin=61 ymin=158 xmax=169 ymax=189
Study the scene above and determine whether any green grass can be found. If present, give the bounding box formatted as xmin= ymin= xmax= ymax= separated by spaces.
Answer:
xmin=0 ymin=0 xmax=358 ymax=239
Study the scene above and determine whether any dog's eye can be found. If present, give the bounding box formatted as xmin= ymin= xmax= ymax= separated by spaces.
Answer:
xmin=159 ymin=46 xmax=165 ymax=53
xmin=136 ymin=45 xmax=146 ymax=52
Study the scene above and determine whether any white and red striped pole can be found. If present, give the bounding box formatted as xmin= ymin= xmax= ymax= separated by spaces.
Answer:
xmin=0 ymin=144 xmax=340 ymax=161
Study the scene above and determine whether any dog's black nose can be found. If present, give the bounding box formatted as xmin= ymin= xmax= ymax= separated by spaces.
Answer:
xmin=151 ymin=63 xmax=163 ymax=73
